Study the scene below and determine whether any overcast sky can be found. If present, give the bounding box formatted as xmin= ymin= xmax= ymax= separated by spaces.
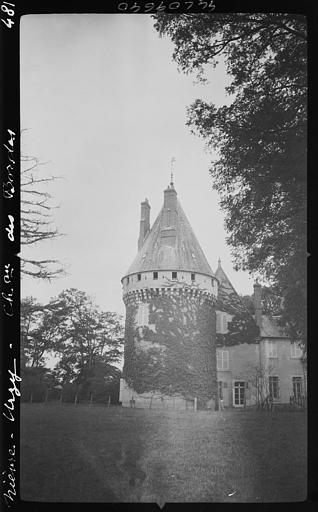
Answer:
xmin=20 ymin=14 xmax=255 ymax=318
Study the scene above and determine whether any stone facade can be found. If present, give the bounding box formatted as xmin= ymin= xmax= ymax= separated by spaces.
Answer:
xmin=215 ymin=280 xmax=307 ymax=408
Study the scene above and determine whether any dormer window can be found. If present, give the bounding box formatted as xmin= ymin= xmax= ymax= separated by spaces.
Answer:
xmin=153 ymin=271 xmax=158 ymax=280
xmin=137 ymin=273 xmax=141 ymax=281
xmin=191 ymin=273 xmax=195 ymax=281
xmin=172 ymin=272 xmax=177 ymax=280
xmin=167 ymin=209 xmax=171 ymax=226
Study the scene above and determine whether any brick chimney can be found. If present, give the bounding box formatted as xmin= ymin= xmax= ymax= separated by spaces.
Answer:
xmin=253 ymin=280 xmax=262 ymax=331
xmin=160 ymin=181 xmax=178 ymax=247
xmin=163 ymin=183 xmax=177 ymax=224
xmin=138 ymin=198 xmax=150 ymax=251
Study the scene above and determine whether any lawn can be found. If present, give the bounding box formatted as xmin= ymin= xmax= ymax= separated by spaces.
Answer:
xmin=20 ymin=404 xmax=307 ymax=504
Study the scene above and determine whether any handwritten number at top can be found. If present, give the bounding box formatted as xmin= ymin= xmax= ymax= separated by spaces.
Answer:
xmin=117 ymin=1 xmax=216 ymax=12
xmin=1 ymin=2 xmax=15 ymax=29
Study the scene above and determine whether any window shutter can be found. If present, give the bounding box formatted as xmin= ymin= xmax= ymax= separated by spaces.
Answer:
xmin=222 ymin=314 xmax=227 ymax=332
xmin=216 ymin=350 xmax=221 ymax=370
xmin=224 ymin=350 xmax=229 ymax=370
xmin=144 ymin=304 xmax=149 ymax=325
xmin=137 ymin=304 xmax=149 ymax=326
xmin=216 ymin=312 xmax=221 ymax=333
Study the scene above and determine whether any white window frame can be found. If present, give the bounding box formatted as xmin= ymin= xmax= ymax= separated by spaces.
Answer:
xmin=267 ymin=340 xmax=278 ymax=358
xmin=292 ymin=376 xmax=303 ymax=398
xmin=290 ymin=342 xmax=302 ymax=359
xmin=268 ymin=375 xmax=279 ymax=399
xmin=137 ymin=303 xmax=149 ymax=327
xmin=216 ymin=350 xmax=229 ymax=370
xmin=233 ymin=381 xmax=246 ymax=407
xmin=216 ymin=312 xmax=228 ymax=334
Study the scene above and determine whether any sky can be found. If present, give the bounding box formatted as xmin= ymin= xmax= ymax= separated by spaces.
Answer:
xmin=20 ymin=14 xmax=255 ymax=319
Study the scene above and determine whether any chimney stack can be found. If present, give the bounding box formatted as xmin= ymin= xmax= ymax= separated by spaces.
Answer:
xmin=253 ymin=280 xmax=262 ymax=331
xmin=160 ymin=183 xmax=178 ymax=246
xmin=138 ymin=198 xmax=150 ymax=251
xmin=163 ymin=183 xmax=177 ymax=228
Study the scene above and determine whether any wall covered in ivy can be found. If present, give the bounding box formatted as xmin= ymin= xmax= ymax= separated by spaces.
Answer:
xmin=123 ymin=291 xmax=217 ymax=409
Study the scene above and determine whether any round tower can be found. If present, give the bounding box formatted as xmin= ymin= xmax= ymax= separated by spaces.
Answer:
xmin=120 ymin=181 xmax=219 ymax=410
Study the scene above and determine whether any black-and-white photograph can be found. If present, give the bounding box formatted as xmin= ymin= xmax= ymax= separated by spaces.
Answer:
xmin=19 ymin=11 xmax=307 ymax=504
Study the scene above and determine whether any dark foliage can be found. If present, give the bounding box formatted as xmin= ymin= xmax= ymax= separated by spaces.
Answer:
xmin=153 ymin=13 xmax=306 ymax=346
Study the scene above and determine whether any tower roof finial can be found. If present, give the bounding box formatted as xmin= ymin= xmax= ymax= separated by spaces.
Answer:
xmin=170 ymin=157 xmax=175 ymax=187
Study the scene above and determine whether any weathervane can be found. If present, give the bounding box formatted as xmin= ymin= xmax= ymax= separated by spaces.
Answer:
xmin=170 ymin=157 xmax=176 ymax=186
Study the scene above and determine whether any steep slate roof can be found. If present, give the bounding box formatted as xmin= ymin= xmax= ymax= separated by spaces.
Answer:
xmin=125 ymin=199 xmax=213 ymax=277
xmin=215 ymin=260 xmax=246 ymax=314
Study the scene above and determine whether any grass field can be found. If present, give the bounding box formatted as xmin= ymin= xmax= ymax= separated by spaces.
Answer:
xmin=20 ymin=404 xmax=307 ymax=504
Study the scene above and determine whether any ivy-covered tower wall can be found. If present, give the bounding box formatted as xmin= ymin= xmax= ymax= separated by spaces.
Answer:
xmin=119 ymin=181 xmax=219 ymax=410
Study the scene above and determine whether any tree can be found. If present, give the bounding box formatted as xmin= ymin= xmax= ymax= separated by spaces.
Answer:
xmin=21 ymin=296 xmax=62 ymax=401
xmin=51 ymin=289 xmax=124 ymax=396
xmin=242 ymin=362 xmax=276 ymax=410
xmin=21 ymin=296 xmax=60 ymax=369
xmin=216 ymin=311 xmax=260 ymax=347
xmin=21 ymin=151 xmax=64 ymax=279
xmin=21 ymin=366 xmax=59 ymax=403
xmin=153 ymin=13 xmax=307 ymax=346
xmin=21 ymin=290 xmax=124 ymax=401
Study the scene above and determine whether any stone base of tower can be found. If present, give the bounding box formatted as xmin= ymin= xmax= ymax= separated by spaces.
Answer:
xmin=119 ymin=379 xmax=200 ymax=410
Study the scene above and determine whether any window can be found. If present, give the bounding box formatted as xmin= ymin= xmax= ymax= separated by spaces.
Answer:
xmin=216 ymin=312 xmax=228 ymax=334
xmin=127 ymin=277 xmax=129 ymax=284
xmin=269 ymin=376 xmax=279 ymax=399
xmin=137 ymin=273 xmax=141 ymax=281
xmin=292 ymin=377 xmax=303 ymax=399
xmin=211 ymin=278 xmax=215 ymax=287
xmin=291 ymin=342 xmax=302 ymax=358
xmin=216 ymin=350 xmax=229 ymax=370
xmin=137 ymin=304 xmax=149 ymax=326
xmin=166 ymin=209 xmax=171 ymax=226
xmin=267 ymin=341 xmax=277 ymax=358
xmin=191 ymin=273 xmax=195 ymax=281
xmin=233 ymin=381 xmax=246 ymax=406
xmin=153 ymin=271 xmax=158 ymax=280
xmin=172 ymin=271 xmax=177 ymax=280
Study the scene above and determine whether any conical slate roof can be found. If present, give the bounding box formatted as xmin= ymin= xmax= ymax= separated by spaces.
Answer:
xmin=125 ymin=198 xmax=213 ymax=277
xmin=215 ymin=260 xmax=245 ymax=314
